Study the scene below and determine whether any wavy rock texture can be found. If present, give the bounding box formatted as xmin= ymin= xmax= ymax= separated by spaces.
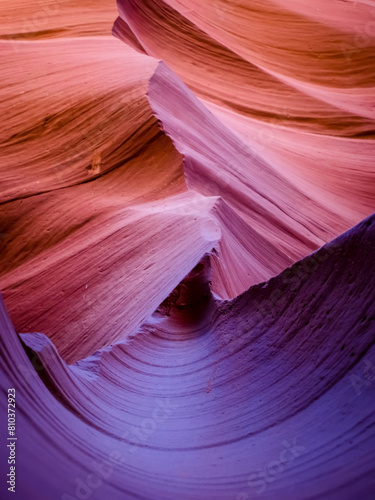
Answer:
xmin=114 ymin=0 xmax=375 ymax=215
xmin=0 ymin=0 xmax=375 ymax=499
xmin=1 ymin=216 xmax=375 ymax=499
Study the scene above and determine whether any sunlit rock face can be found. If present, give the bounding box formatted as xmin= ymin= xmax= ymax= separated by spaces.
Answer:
xmin=0 ymin=1 xmax=374 ymax=499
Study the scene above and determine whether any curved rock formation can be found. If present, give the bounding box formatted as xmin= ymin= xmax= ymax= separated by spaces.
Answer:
xmin=115 ymin=0 xmax=375 ymax=215
xmin=0 ymin=0 xmax=374 ymax=499
xmin=1 ymin=215 xmax=375 ymax=499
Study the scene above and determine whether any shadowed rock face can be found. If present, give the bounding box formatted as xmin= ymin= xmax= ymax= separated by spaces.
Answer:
xmin=0 ymin=1 xmax=375 ymax=499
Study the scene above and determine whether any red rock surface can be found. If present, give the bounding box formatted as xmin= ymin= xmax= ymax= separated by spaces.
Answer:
xmin=0 ymin=1 xmax=374 ymax=498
